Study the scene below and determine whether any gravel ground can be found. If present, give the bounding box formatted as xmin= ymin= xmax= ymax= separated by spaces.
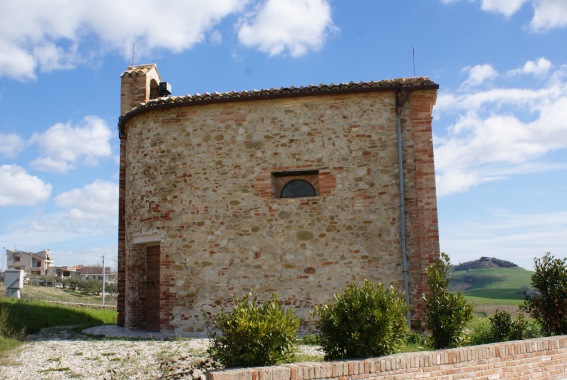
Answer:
xmin=0 ymin=325 xmax=324 ymax=380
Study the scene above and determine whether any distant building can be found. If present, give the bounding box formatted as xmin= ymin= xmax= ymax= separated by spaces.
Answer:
xmin=55 ymin=265 xmax=81 ymax=279
xmin=6 ymin=249 xmax=55 ymax=276
xmin=75 ymin=265 xmax=116 ymax=284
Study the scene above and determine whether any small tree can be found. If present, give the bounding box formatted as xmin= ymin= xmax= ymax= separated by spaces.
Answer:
xmin=314 ymin=280 xmax=409 ymax=360
xmin=105 ymin=282 xmax=118 ymax=298
xmin=423 ymin=252 xmax=473 ymax=349
xmin=207 ymin=293 xmax=300 ymax=368
xmin=83 ymin=279 xmax=103 ymax=295
xmin=489 ymin=310 xmax=539 ymax=342
xmin=522 ymin=253 xmax=567 ymax=336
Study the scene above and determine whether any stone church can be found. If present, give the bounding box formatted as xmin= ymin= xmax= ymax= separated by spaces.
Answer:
xmin=117 ymin=64 xmax=440 ymax=333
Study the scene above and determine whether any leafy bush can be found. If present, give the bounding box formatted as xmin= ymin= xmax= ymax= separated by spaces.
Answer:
xmin=297 ymin=333 xmax=320 ymax=346
xmin=423 ymin=252 xmax=473 ymax=349
xmin=105 ymin=282 xmax=118 ymax=298
xmin=404 ymin=331 xmax=430 ymax=351
xmin=490 ymin=310 xmax=540 ymax=342
xmin=206 ymin=293 xmax=300 ymax=368
xmin=314 ymin=280 xmax=409 ymax=360
xmin=62 ymin=277 xmax=82 ymax=291
xmin=464 ymin=316 xmax=492 ymax=346
xmin=83 ymin=279 xmax=103 ymax=295
xmin=522 ymin=253 xmax=567 ymax=336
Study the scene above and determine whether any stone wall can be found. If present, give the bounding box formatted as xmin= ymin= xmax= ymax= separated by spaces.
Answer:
xmin=207 ymin=336 xmax=567 ymax=380
xmin=118 ymin=65 xmax=440 ymax=333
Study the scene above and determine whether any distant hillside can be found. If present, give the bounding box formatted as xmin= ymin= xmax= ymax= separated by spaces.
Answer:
xmin=449 ymin=257 xmax=533 ymax=305
xmin=452 ymin=256 xmax=518 ymax=271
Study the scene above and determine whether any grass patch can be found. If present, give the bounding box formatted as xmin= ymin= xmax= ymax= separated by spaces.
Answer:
xmin=20 ymin=284 xmax=116 ymax=306
xmin=0 ymin=297 xmax=116 ymax=337
xmin=0 ymin=336 xmax=22 ymax=356
xmin=464 ymin=295 xmax=524 ymax=306
xmin=462 ymin=288 xmax=525 ymax=301
xmin=292 ymin=352 xmax=324 ymax=362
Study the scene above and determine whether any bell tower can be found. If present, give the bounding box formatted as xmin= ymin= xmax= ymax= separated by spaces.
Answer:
xmin=120 ymin=64 xmax=163 ymax=116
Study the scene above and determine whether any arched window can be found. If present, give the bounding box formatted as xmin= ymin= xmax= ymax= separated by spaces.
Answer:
xmin=280 ymin=180 xmax=316 ymax=198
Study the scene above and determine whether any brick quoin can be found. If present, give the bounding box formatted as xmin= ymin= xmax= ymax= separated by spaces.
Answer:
xmin=118 ymin=64 xmax=440 ymax=333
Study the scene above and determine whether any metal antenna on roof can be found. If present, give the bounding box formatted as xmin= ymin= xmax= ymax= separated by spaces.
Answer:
xmin=412 ymin=45 xmax=416 ymax=77
xmin=131 ymin=43 xmax=136 ymax=66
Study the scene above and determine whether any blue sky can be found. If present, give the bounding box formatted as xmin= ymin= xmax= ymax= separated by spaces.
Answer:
xmin=0 ymin=0 xmax=566 ymax=270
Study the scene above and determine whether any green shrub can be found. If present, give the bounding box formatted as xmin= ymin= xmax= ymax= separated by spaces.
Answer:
xmin=105 ymin=282 xmax=118 ymax=298
xmin=62 ymin=277 xmax=82 ymax=291
xmin=83 ymin=279 xmax=103 ymax=295
xmin=314 ymin=280 xmax=409 ymax=360
xmin=297 ymin=333 xmax=320 ymax=346
xmin=404 ymin=331 xmax=430 ymax=352
xmin=490 ymin=310 xmax=540 ymax=342
xmin=206 ymin=293 xmax=300 ymax=368
xmin=423 ymin=253 xmax=473 ymax=349
xmin=464 ymin=316 xmax=492 ymax=346
xmin=522 ymin=253 xmax=567 ymax=336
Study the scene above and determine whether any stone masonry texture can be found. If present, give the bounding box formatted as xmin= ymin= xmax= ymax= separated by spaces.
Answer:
xmin=118 ymin=64 xmax=440 ymax=333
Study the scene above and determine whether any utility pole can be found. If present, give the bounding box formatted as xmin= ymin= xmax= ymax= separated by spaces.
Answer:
xmin=102 ymin=255 xmax=106 ymax=306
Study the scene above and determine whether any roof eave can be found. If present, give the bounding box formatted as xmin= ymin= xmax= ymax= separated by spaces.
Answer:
xmin=118 ymin=81 xmax=439 ymax=138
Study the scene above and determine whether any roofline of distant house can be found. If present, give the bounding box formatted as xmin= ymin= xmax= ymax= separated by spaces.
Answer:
xmin=118 ymin=78 xmax=439 ymax=138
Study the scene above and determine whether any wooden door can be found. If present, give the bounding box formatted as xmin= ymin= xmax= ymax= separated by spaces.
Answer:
xmin=145 ymin=245 xmax=160 ymax=331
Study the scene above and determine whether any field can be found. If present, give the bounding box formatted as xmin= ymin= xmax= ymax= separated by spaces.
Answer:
xmin=449 ymin=266 xmax=534 ymax=314
xmin=16 ymin=282 xmax=117 ymax=306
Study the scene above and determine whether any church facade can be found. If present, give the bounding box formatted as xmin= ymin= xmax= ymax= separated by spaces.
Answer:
xmin=117 ymin=64 xmax=440 ymax=333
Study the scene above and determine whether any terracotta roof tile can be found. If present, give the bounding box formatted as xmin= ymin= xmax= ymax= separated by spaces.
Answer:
xmin=143 ymin=77 xmax=435 ymax=107
xmin=118 ymin=77 xmax=438 ymax=135
xmin=121 ymin=64 xmax=157 ymax=78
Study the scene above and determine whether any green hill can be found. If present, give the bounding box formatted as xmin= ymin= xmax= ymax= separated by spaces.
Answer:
xmin=449 ymin=257 xmax=534 ymax=306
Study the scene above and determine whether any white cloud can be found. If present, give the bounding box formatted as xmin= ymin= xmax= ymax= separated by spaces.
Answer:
xmin=55 ymin=180 xmax=118 ymax=229
xmin=0 ymin=165 xmax=51 ymax=206
xmin=435 ymin=169 xmax=486 ymax=197
xmin=529 ymin=0 xmax=567 ymax=31
xmin=480 ymin=0 xmax=528 ymax=17
xmin=508 ymin=57 xmax=552 ymax=76
xmin=434 ymin=60 xmax=567 ymax=196
xmin=237 ymin=0 xmax=338 ymax=57
xmin=0 ymin=0 xmax=249 ymax=80
xmin=31 ymin=116 xmax=112 ymax=173
xmin=440 ymin=0 xmax=567 ymax=31
xmin=440 ymin=210 xmax=567 ymax=269
xmin=461 ymin=64 xmax=499 ymax=88
xmin=0 ymin=40 xmax=37 ymax=81
xmin=0 ymin=180 xmax=118 ymax=263
xmin=210 ymin=30 xmax=223 ymax=45
xmin=0 ymin=133 xmax=25 ymax=157
xmin=0 ymin=0 xmax=337 ymax=80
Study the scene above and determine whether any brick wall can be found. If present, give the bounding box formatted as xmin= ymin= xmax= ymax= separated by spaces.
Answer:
xmin=118 ymin=65 xmax=440 ymax=333
xmin=207 ymin=336 xmax=567 ymax=380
